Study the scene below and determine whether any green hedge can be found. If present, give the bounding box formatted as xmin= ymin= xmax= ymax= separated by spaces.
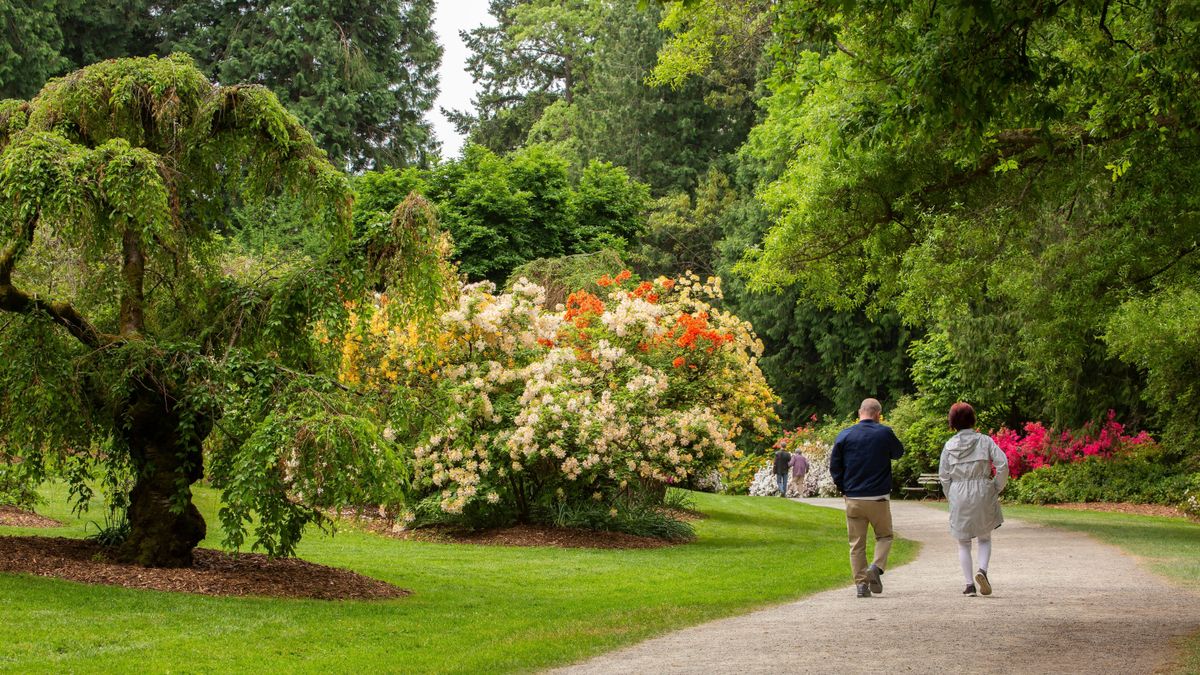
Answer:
xmin=0 ymin=462 xmax=40 ymax=509
xmin=1006 ymin=456 xmax=1200 ymax=507
xmin=888 ymin=396 xmax=949 ymax=490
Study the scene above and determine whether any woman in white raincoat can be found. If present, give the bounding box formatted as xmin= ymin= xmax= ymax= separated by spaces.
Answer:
xmin=939 ymin=402 xmax=1009 ymax=596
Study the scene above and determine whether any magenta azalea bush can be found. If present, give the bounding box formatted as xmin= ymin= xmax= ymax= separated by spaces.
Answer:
xmin=991 ymin=410 xmax=1155 ymax=479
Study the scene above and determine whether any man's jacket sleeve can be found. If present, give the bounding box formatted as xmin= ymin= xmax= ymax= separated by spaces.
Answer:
xmin=890 ymin=430 xmax=905 ymax=460
xmin=829 ymin=438 xmax=845 ymax=492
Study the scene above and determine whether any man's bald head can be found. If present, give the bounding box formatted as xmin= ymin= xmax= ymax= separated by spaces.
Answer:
xmin=858 ymin=398 xmax=882 ymax=421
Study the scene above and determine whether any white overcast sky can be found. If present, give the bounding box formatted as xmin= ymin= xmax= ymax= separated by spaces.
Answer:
xmin=428 ymin=0 xmax=496 ymax=160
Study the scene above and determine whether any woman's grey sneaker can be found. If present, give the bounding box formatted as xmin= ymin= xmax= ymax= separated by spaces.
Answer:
xmin=856 ymin=583 xmax=872 ymax=598
xmin=975 ymin=569 xmax=991 ymax=596
xmin=866 ymin=564 xmax=883 ymax=594
xmin=963 ymin=584 xmax=977 ymax=596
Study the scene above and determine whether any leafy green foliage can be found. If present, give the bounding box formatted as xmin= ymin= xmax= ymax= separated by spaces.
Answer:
xmin=632 ymin=168 xmax=735 ymax=278
xmin=448 ymin=0 xmax=600 ymax=152
xmin=557 ymin=1 xmax=760 ymax=195
xmin=0 ymin=55 xmax=388 ymax=565
xmin=0 ymin=0 xmax=70 ymax=99
xmin=455 ymin=1 xmax=759 ymax=195
xmin=157 ymin=0 xmax=442 ymax=169
xmin=544 ymin=496 xmax=696 ymax=541
xmin=568 ymin=160 xmax=651 ymax=250
xmin=0 ymin=0 xmax=159 ymax=100
xmin=1007 ymin=458 xmax=1199 ymax=508
xmin=649 ymin=0 xmax=771 ymax=103
xmin=1106 ymin=283 xmax=1200 ymax=461
xmin=352 ymin=145 xmax=651 ymax=285
xmin=0 ymin=456 xmax=41 ymax=509
xmin=887 ymin=396 xmax=951 ymax=490
xmin=85 ymin=509 xmax=131 ymax=548
xmin=508 ymin=249 xmax=630 ymax=309
xmin=427 ymin=144 xmax=574 ymax=282
xmin=706 ymin=178 xmax=916 ymax=427
xmin=714 ymin=0 xmax=1200 ymax=435
xmin=0 ymin=1 xmax=440 ymax=169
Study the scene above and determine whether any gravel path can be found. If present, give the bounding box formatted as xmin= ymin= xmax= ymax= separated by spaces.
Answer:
xmin=554 ymin=499 xmax=1200 ymax=674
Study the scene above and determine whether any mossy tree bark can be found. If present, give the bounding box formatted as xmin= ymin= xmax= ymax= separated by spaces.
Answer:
xmin=116 ymin=382 xmax=210 ymax=568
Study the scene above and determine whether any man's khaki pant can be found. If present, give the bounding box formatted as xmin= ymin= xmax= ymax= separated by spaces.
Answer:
xmin=845 ymin=497 xmax=894 ymax=584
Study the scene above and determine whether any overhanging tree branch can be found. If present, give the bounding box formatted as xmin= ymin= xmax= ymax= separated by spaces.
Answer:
xmin=0 ymin=282 xmax=111 ymax=349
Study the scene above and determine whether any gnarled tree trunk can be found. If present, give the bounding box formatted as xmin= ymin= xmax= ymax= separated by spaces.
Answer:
xmin=115 ymin=383 xmax=209 ymax=568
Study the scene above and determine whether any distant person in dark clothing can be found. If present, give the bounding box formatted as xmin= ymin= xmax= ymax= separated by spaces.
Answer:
xmin=830 ymin=398 xmax=905 ymax=598
xmin=772 ymin=449 xmax=792 ymax=496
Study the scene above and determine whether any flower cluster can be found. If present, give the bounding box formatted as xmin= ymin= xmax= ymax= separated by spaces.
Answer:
xmin=1184 ymin=489 xmax=1200 ymax=520
xmin=403 ymin=270 xmax=778 ymax=521
xmin=770 ymin=418 xmax=828 ymax=458
xmin=992 ymin=410 xmax=1156 ymax=478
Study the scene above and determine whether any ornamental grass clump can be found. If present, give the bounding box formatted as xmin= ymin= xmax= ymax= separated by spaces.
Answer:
xmin=384 ymin=270 xmax=778 ymax=535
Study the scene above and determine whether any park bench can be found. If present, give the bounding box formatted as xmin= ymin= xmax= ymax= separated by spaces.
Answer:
xmin=901 ymin=473 xmax=943 ymax=499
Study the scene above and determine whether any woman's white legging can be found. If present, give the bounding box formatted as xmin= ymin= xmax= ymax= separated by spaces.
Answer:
xmin=958 ymin=536 xmax=992 ymax=584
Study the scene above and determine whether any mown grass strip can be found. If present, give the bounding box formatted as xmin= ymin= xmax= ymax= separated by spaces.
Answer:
xmin=1 ymin=488 xmax=913 ymax=673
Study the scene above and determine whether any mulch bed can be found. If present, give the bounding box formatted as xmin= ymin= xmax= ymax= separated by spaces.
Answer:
xmin=335 ymin=506 xmax=693 ymax=549
xmin=0 ymin=535 xmax=410 ymax=600
xmin=661 ymin=506 xmax=707 ymax=522
xmin=1044 ymin=502 xmax=1195 ymax=520
xmin=0 ymin=506 xmax=63 ymax=528
xmin=360 ymin=520 xmax=679 ymax=549
xmin=432 ymin=524 xmax=682 ymax=549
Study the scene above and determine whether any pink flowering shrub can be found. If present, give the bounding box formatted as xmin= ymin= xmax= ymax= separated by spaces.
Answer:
xmin=991 ymin=411 xmax=1155 ymax=479
xmin=771 ymin=418 xmax=821 ymax=454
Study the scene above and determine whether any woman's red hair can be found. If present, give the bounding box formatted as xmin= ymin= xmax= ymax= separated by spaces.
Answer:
xmin=949 ymin=402 xmax=976 ymax=430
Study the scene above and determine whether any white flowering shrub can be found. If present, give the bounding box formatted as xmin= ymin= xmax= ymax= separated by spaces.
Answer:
xmin=748 ymin=463 xmax=782 ymax=496
xmin=693 ymin=470 xmax=725 ymax=493
xmin=800 ymin=453 xmax=840 ymax=497
xmin=394 ymin=270 xmax=778 ymax=526
xmin=1183 ymin=483 xmax=1200 ymax=519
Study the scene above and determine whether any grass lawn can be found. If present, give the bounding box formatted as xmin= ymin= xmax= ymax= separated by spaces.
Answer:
xmin=1002 ymin=504 xmax=1200 ymax=674
xmin=0 ymin=487 xmax=912 ymax=673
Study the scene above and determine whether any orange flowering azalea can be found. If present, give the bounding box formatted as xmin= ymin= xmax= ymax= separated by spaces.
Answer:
xmin=615 ymin=269 xmax=632 ymax=283
xmin=564 ymin=290 xmax=605 ymax=328
xmin=672 ymin=356 xmax=686 ymax=368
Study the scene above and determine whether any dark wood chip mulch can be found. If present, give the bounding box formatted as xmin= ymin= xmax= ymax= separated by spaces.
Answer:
xmin=384 ymin=522 xmax=681 ymax=549
xmin=1044 ymin=502 xmax=1194 ymax=519
xmin=0 ymin=535 xmax=410 ymax=601
xmin=0 ymin=506 xmax=63 ymax=529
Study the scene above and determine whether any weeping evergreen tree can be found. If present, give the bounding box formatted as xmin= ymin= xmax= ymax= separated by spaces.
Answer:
xmin=0 ymin=55 xmax=401 ymax=567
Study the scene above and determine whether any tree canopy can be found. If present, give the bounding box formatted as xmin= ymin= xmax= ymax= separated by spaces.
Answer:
xmin=679 ymin=0 xmax=1200 ymax=430
xmin=355 ymin=144 xmax=651 ymax=285
xmin=0 ymin=0 xmax=441 ymax=170
xmin=0 ymin=54 xmax=393 ymax=566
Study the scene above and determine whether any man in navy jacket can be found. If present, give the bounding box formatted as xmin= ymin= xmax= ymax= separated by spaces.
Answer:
xmin=830 ymin=398 xmax=905 ymax=598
